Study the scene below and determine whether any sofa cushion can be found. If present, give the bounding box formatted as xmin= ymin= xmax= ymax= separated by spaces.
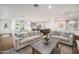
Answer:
xmin=20 ymin=35 xmax=42 ymax=45
xmin=1 ymin=34 xmax=10 ymax=38
xmin=33 ymin=31 xmax=37 ymax=35
xmin=60 ymin=32 xmax=64 ymax=36
xmin=51 ymin=35 xmax=69 ymax=42
xmin=20 ymin=37 xmax=34 ymax=45
xmin=51 ymin=31 xmax=56 ymax=35
xmin=24 ymin=32 xmax=29 ymax=38
xmin=76 ymin=40 xmax=79 ymax=52
xmin=16 ymin=33 xmax=25 ymax=39
xmin=51 ymin=35 xmax=60 ymax=38
xmin=37 ymin=31 xmax=41 ymax=35
xmin=59 ymin=36 xmax=69 ymax=42
xmin=33 ymin=31 xmax=40 ymax=35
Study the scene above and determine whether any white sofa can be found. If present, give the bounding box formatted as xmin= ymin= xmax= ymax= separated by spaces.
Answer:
xmin=50 ymin=31 xmax=73 ymax=46
xmin=12 ymin=31 xmax=43 ymax=51
xmin=76 ymin=40 xmax=79 ymax=53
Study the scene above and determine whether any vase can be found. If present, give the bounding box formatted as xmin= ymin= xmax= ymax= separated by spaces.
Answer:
xmin=43 ymin=40 xmax=49 ymax=45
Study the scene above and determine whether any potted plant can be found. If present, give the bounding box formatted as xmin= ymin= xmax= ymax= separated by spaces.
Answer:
xmin=43 ymin=35 xmax=49 ymax=44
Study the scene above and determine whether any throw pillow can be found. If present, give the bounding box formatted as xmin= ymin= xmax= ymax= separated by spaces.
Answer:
xmin=18 ymin=33 xmax=25 ymax=39
xmin=25 ymin=32 xmax=29 ymax=37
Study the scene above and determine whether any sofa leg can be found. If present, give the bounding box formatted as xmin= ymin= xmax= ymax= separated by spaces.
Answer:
xmin=32 ymin=47 xmax=35 ymax=54
xmin=56 ymin=43 xmax=59 ymax=49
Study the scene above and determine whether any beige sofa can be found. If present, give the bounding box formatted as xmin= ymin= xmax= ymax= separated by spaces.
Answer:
xmin=50 ymin=31 xmax=73 ymax=46
xmin=76 ymin=40 xmax=79 ymax=53
xmin=13 ymin=31 xmax=43 ymax=51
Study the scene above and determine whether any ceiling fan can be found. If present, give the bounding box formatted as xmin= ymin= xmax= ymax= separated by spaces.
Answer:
xmin=33 ymin=4 xmax=39 ymax=8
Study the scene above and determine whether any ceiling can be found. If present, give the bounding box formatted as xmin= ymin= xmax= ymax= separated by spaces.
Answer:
xmin=0 ymin=4 xmax=79 ymax=20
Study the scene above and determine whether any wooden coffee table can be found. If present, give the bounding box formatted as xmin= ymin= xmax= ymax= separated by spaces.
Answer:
xmin=30 ymin=38 xmax=59 ymax=54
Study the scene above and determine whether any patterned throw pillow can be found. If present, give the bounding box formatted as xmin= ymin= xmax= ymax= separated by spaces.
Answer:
xmin=28 ymin=32 xmax=31 ymax=37
xmin=37 ymin=31 xmax=40 ymax=35
xmin=32 ymin=31 xmax=35 ymax=35
xmin=24 ymin=32 xmax=29 ymax=38
xmin=52 ymin=31 xmax=56 ymax=35
xmin=64 ymin=32 xmax=67 ymax=37
xmin=57 ymin=31 xmax=59 ymax=35
xmin=18 ymin=33 xmax=25 ymax=39
xmin=29 ymin=32 xmax=34 ymax=36
xmin=67 ymin=33 xmax=72 ymax=38
xmin=64 ymin=32 xmax=72 ymax=38
xmin=34 ymin=31 xmax=38 ymax=35
xmin=60 ymin=32 xmax=63 ymax=36
xmin=32 ymin=31 xmax=34 ymax=35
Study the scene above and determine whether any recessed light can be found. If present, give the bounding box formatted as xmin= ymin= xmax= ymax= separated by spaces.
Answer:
xmin=48 ymin=5 xmax=52 ymax=9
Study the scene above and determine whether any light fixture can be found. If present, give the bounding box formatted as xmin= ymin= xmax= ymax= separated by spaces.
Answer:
xmin=48 ymin=5 xmax=52 ymax=9
xmin=33 ymin=4 xmax=39 ymax=8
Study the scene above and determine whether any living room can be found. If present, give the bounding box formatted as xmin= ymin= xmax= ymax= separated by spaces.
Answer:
xmin=0 ymin=4 xmax=79 ymax=54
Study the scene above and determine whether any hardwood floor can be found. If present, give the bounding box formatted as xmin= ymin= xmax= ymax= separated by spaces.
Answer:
xmin=58 ymin=44 xmax=72 ymax=54
xmin=0 ymin=36 xmax=73 ymax=54
xmin=0 ymin=36 xmax=13 ymax=51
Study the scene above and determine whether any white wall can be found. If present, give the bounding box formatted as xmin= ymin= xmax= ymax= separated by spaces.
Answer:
xmin=12 ymin=16 xmax=79 ymax=34
xmin=0 ymin=16 xmax=79 ymax=34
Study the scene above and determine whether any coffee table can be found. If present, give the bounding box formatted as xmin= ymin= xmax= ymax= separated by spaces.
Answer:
xmin=30 ymin=38 xmax=59 ymax=54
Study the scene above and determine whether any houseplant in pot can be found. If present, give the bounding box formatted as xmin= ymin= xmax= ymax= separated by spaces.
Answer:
xmin=43 ymin=34 xmax=50 ymax=44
